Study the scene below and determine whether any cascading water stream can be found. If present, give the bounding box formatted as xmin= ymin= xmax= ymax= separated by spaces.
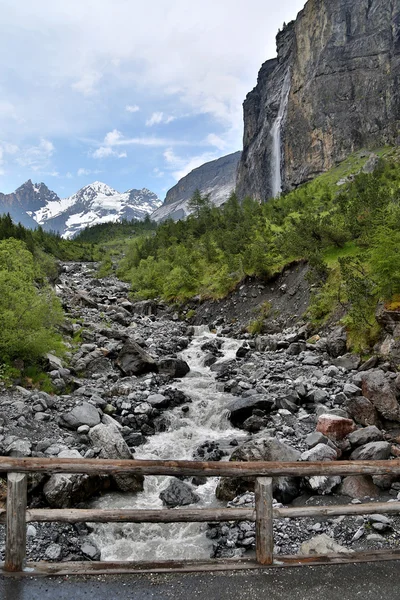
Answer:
xmin=89 ymin=329 xmax=248 ymax=561
xmin=270 ymin=69 xmax=291 ymax=198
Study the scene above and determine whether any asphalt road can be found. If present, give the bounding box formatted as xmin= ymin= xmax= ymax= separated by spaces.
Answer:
xmin=1 ymin=562 xmax=400 ymax=600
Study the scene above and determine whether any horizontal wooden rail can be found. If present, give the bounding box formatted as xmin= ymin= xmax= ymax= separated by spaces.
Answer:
xmin=1 ymin=456 xmax=400 ymax=477
xmin=0 ymin=500 xmax=398 ymax=526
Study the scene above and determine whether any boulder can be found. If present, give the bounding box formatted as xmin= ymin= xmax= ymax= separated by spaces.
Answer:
xmin=350 ymin=441 xmax=392 ymax=461
xmin=89 ymin=423 xmax=144 ymax=493
xmin=46 ymin=353 xmax=63 ymax=370
xmin=348 ymin=426 xmax=383 ymax=448
xmin=301 ymin=444 xmax=338 ymax=462
xmin=332 ymin=354 xmax=361 ymax=371
xmin=316 ymin=414 xmax=356 ymax=441
xmin=60 ymin=402 xmax=101 ymax=430
xmin=361 ymin=370 xmax=400 ymax=422
xmin=159 ymin=479 xmax=200 ymax=507
xmin=116 ymin=340 xmax=157 ymax=376
xmin=308 ymin=476 xmax=342 ymax=495
xmin=227 ymin=396 xmax=273 ymax=428
xmin=326 ymin=327 xmax=347 ymax=358
xmin=157 ymin=358 xmax=190 ymax=378
xmin=299 ymin=534 xmax=353 ymax=556
xmin=147 ymin=394 xmax=169 ymax=409
xmin=43 ymin=450 xmax=107 ymax=508
xmin=346 ymin=396 xmax=380 ymax=427
xmin=216 ymin=438 xmax=300 ymax=503
xmin=339 ymin=475 xmax=380 ymax=499
xmin=6 ymin=438 xmax=32 ymax=457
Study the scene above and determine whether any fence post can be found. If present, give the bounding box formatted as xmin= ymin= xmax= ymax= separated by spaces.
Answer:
xmin=5 ymin=472 xmax=27 ymax=572
xmin=255 ymin=477 xmax=274 ymax=565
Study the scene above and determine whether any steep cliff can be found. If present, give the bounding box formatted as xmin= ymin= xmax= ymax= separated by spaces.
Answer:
xmin=152 ymin=151 xmax=241 ymax=222
xmin=237 ymin=0 xmax=400 ymax=201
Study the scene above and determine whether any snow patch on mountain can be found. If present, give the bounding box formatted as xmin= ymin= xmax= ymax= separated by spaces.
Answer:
xmin=34 ymin=182 xmax=162 ymax=238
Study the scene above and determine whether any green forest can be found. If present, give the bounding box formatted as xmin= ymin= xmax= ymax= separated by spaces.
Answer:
xmin=1 ymin=147 xmax=400 ymax=380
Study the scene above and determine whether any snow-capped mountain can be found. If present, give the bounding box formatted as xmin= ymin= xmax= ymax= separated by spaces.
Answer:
xmin=0 ymin=180 xmax=161 ymax=238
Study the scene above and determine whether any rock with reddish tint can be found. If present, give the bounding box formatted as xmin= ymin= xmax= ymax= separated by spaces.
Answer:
xmin=339 ymin=475 xmax=380 ymax=499
xmin=350 ymin=441 xmax=392 ymax=461
xmin=346 ymin=396 xmax=380 ymax=427
xmin=316 ymin=414 xmax=356 ymax=441
xmin=361 ymin=370 xmax=400 ymax=422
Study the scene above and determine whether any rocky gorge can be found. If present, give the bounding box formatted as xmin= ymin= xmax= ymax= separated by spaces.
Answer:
xmin=1 ymin=262 xmax=400 ymax=562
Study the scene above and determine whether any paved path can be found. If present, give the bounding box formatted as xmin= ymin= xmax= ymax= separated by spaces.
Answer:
xmin=1 ymin=562 xmax=400 ymax=600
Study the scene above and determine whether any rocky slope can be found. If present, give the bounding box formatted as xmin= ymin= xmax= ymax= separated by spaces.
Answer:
xmin=152 ymin=151 xmax=241 ymax=222
xmin=0 ymin=180 xmax=161 ymax=238
xmin=237 ymin=0 xmax=400 ymax=201
xmin=1 ymin=262 xmax=400 ymax=562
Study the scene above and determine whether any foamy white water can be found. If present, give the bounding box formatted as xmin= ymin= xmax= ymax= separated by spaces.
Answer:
xmin=89 ymin=331 xmax=247 ymax=561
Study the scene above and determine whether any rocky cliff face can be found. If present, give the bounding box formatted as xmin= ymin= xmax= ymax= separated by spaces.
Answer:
xmin=152 ymin=151 xmax=241 ymax=222
xmin=237 ymin=0 xmax=400 ymax=201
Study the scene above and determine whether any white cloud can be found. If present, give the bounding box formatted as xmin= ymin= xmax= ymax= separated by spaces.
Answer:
xmin=72 ymin=71 xmax=102 ymax=96
xmin=104 ymin=129 xmax=123 ymax=145
xmin=92 ymin=146 xmax=115 ymax=159
xmin=77 ymin=167 xmax=102 ymax=176
xmin=118 ymin=151 xmax=127 ymax=158
xmin=163 ymin=147 xmax=220 ymax=181
xmin=126 ymin=104 xmax=140 ymax=113
xmin=16 ymin=138 xmax=55 ymax=170
xmin=146 ymin=112 xmax=175 ymax=127
xmin=66 ymin=171 xmax=73 ymax=178
xmin=153 ymin=167 xmax=164 ymax=178
xmin=207 ymin=133 xmax=228 ymax=151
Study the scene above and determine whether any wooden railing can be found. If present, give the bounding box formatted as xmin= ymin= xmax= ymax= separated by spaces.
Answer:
xmin=2 ymin=457 xmax=400 ymax=575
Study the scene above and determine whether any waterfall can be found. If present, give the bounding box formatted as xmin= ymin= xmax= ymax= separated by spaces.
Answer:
xmin=270 ymin=69 xmax=291 ymax=198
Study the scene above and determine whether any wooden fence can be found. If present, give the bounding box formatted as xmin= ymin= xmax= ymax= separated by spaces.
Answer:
xmin=2 ymin=457 xmax=400 ymax=575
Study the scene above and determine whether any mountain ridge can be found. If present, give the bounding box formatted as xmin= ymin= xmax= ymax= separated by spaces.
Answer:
xmin=152 ymin=151 xmax=241 ymax=222
xmin=0 ymin=180 xmax=161 ymax=238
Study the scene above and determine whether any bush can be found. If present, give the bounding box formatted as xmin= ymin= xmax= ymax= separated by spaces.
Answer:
xmin=0 ymin=238 xmax=64 ymax=362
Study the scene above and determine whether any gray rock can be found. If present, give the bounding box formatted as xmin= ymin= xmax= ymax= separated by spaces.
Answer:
xmin=216 ymin=438 xmax=300 ymax=504
xmin=301 ymin=444 xmax=337 ymax=462
xmin=6 ymin=438 xmax=32 ymax=457
xmin=227 ymin=395 xmax=273 ymax=428
xmin=45 ymin=544 xmax=62 ymax=560
xmin=159 ymin=478 xmax=200 ymax=507
xmin=333 ymin=354 xmax=361 ymax=371
xmin=89 ymin=423 xmax=144 ymax=493
xmin=116 ymin=339 xmax=157 ymax=376
xmin=360 ymin=370 xmax=400 ymax=422
xmin=60 ymin=402 xmax=101 ymax=430
xmin=81 ymin=543 xmax=101 ymax=560
xmin=299 ymin=534 xmax=353 ymax=556
xmin=348 ymin=426 xmax=383 ymax=448
xmin=350 ymin=441 xmax=392 ymax=461
xmin=43 ymin=449 xmax=106 ymax=508
xmin=157 ymin=358 xmax=190 ymax=378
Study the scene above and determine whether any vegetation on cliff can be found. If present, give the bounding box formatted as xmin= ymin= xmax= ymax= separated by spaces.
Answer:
xmin=118 ymin=148 xmax=400 ymax=350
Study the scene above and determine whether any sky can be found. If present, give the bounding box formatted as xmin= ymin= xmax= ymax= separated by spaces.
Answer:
xmin=0 ymin=0 xmax=305 ymax=201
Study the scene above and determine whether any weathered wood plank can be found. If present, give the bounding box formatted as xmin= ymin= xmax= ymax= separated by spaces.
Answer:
xmin=2 ymin=550 xmax=400 ymax=576
xmin=255 ymin=477 xmax=274 ymax=565
xmin=0 ymin=457 xmax=400 ymax=477
xmin=22 ymin=507 xmax=255 ymax=524
xmin=4 ymin=473 xmax=27 ymax=572
xmin=276 ymin=501 xmax=400 ymax=519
